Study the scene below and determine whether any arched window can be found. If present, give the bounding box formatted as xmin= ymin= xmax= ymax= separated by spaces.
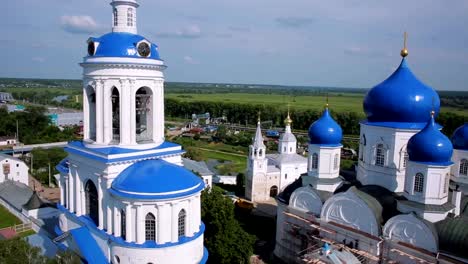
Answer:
xmin=145 ymin=213 xmax=156 ymax=241
xmin=114 ymin=255 xmax=120 ymax=264
xmin=290 ymin=147 xmax=292 ymax=152
xmin=178 ymin=209 xmax=186 ymax=238
xmin=127 ymin=8 xmax=134 ymax=27
xmin=85 ymin=180 xmax=99 ymax=226
xmin=270 ymin=186 xmax=278 ymax=197
xmin=111 ymin=87 xmax=120 ymax=142
xmin=135 ymin=87 xmax=153 ymax=143
xmin=333 ymin=154 xmax=339 ymax=170
xmin=312 ymin=153 xmax=318 ymax=169
xmin=460 ymin=159 xmax=468 ymax=176
xmin=283 ymin=147 xmax=286 ymax=152
xmin=375 ymin=144 xmax=385 ymax=167
xmin=113 ymin=8 xmax=118 ymax=26
xmin=120 ymin=209 xmax=126 ymax=240
xmin=362 ymin=134 xmax=366 ymax=146
xmin=414 ymin=173 xmax=424 ymax=193
xmin=259 ymin=149 xmax=262 ymax=156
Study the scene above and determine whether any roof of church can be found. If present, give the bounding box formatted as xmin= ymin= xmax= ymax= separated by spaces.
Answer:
xmin=363 ymin=58 xmax=440 ymax=129
xmin=308 ymin=108 xmax=343 ymax=146
xmin=23 ymin=191 xmax=55 ymax=210
xmin=407 ymin=114 xmax=453 ymax=165
xmin=348 ymin=186 xmax=384 ymax=225
xmin=267 ymin=153 xmax=307 ymax=165
xmin=111 ymin=159 xmax=204 ymax=200
xmin=452 ymin=123 xmax=468 ymax=150
xmin=88 ymin=32 xmax=161 ymax=60
xmin=436 ymin=216 xmax=468 ymax=259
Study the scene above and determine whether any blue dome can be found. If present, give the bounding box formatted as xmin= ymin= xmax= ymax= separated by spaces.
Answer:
xmin=452 ymin=123 xmax=468 ymax=150
xmin=111 ymin=159 xmax=204 ymax=200
xmin=308 ymin=108 xmax=343 ymax=146
xmin=363 ymin=58 xmax=440 ymax=126
xmin=89 ymin=32 xmax=161 ymax=60
xmin=407 ymin=115 xmax=453 ymax=165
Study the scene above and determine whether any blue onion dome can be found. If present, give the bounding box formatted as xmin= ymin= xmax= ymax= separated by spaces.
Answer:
xmin=363 ymin=58 xmax=440 ymax=128
xmin=308 ymin=108 xmax=343 ymax=146
xmin=87 ymin=32 xmax=161 ymax=60
xmin=111 ymin=159 xmax=204 ymax=199
xmin=452 ymin=123 xmax=468 ymax=150
xmin=407 ymin=113 xmax=453 ymax=165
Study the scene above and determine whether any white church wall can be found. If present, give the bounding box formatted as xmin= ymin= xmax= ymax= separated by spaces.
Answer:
xmin=358 ymin=124 xmax=418 ymax=192
xmin=0 ymin=156 xmax=29 ymax=186
xmin=451 ymin=149 xmax=468 ymax=185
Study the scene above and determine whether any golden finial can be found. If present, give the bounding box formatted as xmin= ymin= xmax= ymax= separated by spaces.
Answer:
xmin=400 ymin=32 xmax=408 ymax=58
xmin=285 ymin=104 xmax=292 ymax=125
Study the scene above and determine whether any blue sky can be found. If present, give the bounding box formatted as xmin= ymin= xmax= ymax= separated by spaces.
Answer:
xmin=2 ymin=0 xmax=468 ymax=91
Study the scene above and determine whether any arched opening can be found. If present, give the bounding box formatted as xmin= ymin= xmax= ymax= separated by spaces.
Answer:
xmin=460 ymin=159 xmax=468 ymax=176
xmin=85 ymin=180 xmax=99 ymax=226
xmin=63 ymin=180 xmax=67 ymax=207
xmin=270 ymin=186 xmax=278 ymax=197
xmin=135 ymin=87 xmax=153 ymax=143
xmin=311 ymin=153 xmax=318 ymax=170
xmin=375 ymin=144 xmax=385 ymax=167
xmin=414 ymin=173 xmax=424 ymax=193
xmin=178 ymin=209 xmax=186 ymax=238
xmin=120 ymin=209 xmax=126 ymax=240
xmin=111 ymin=87 xmax=120 ymax=142
xmin=113 ymin=8 xmax=118 ymax=26
xmin=145 ymin=213 xmax=156 ymax=241
xmin=85 ymin=86 xmax=96 ymax=141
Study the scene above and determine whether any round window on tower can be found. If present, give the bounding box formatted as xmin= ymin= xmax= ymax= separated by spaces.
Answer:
xmin=137 ymin=42 xmax=151 ymax=57
xmin=88 ymin=42 xmax=96 ymax=56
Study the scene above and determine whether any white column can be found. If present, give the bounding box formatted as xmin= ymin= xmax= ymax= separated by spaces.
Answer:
xmin=75 ymin=174 xmax=82 ymax=216
xmin=114 ymin=207 xmax=121 ymax=237
xmin=103 ymin=83 xmax=112 ymax=144
xmin=58 ymin=178 xmax=64 ymax=206
xmin=119 ymin=79 xmax=131 ymax=145
xmin=136 ymin=206 xmax=144 ymax=244
xmin=130 ymin=79 xmax=136 ymax=144
xmin=95 ymin=80 xmax=104 ymax=144
xmin=171 ymin=203 xmax=177 ymax=242
xmin=83 ymin=86 xmax=90 ymax=140
xmin=107 ymin=199 xmax=113 ymax=235
xmin=69 ymin=171 xmax=75 ymax=213
xmin=125 ymin=204 xmax=133 ymax=242
xmin=97 ymin=176 xmax=104 ymax=229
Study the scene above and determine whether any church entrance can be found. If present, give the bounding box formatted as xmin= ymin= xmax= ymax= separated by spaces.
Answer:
xmin=85 ymin=180 xmax=99 ymax=226
xmin=270 ymin=185 xmax=278 ymax=197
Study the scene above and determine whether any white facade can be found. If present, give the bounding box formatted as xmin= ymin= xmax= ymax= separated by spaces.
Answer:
xmin=304 ymin=144 xmax=342 ymax=192
xmin=0 ymin=154 xmax=29 ymax=186
xmin=451 ymin=149 xmax=468 ymax=186
xmin=246 ymin=119 xmax=307 ymax=203
xmin=357 ymin=123 xmax=418 ymax=192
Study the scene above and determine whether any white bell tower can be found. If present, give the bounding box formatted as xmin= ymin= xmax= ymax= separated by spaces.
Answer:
xmin=111 ymin=0 xmax=139 ymax=34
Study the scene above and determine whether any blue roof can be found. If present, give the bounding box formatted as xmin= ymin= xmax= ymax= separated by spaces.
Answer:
xmin=407 ymin=115 xmax=453 ymax=165
xmin=452 ymin=123 xmax=468 ymax=150
xmin=308 ymin=108 xmax=343 ymax=146
xmin=89 ymin=32 xmax=161 ymax=60
xmin=111 ymin=159 xmax=204 ymax=199
xmin=363 ymin=58 xmax=440 ymax=125
xmin=69 ymin=227 xmax=107 ymax=264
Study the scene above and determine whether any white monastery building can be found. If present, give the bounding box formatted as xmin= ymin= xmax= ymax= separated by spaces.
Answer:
xmin=0 ymin=153 xmax=29 ymax=186
xmin=272 ymin=42 xmax=468 ymax=263
xmin=54 ymin=1 xmax=208 ymax=263
xmin=246 ymin=113 xmax=307 ymax=202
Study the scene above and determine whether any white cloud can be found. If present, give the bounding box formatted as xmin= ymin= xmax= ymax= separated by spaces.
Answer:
xmin=156 ymin=25 xmax=202 ymax=39
xmin=60 ymin=15 xmax=102 ymax=34
xmin=183 ymin=56 xmax=199 ymax=65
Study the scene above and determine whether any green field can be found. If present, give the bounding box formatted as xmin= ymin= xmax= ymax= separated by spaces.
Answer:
xmin=0 ymin=205 xmax=21 ymax=229
xmin=166 ymin=92 xmax=468 ymax=117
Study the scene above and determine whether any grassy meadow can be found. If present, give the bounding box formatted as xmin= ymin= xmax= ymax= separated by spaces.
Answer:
xmin=166 ymin=92 xmax=468 ymax=117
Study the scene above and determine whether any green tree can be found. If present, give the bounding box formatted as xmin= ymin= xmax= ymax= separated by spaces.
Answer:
xmin=0 ymin=237 xmax=48 ymax=264
xmin=183 ymin=147 xmax=204 ymax=161
xmin=201 ymin=186 xmax=255 ymax=264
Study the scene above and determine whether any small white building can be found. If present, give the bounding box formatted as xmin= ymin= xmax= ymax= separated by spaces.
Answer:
xmin=0 ymin=136 xmax=17 ymax=146
xmin=0 ymin=153 xmax=29 ymax=186
xmin=246 ymin=113 xmax=307 ymax=203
